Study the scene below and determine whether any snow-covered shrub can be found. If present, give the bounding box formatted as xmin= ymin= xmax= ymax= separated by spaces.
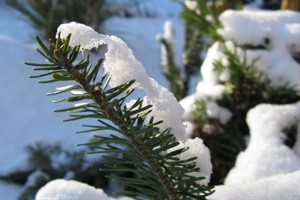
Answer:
xmin=177 ymin=0 xmax=300 ymax=187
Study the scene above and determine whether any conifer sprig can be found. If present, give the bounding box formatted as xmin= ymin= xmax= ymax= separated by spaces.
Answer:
xmin=26 ymin=34 xmax=214 ymax=199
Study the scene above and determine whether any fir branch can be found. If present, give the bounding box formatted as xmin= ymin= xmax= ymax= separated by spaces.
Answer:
xmin=27 ymin=34 xmax=213 ymax=199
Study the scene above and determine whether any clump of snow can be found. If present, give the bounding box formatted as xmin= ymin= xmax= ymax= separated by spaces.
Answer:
xmin=180 ymin=94 xmax=196 ymax=121
xmin=206 ymin=101 xmax=232 ymax=125
xmin=184 ymin=0 xmax=198 ymax=11
xmin=195 ymin=82 xmax=226 ymax=100
xmin=183 ymin=121 xmax=194 ymax=138
xmin=184 ymin=0 xmax=201 ymax=15
xmin=36 ymin=179 xmax=134 ymax=200
xmin=57 ymin=22 xmax=148 ymax=89
xmin=209 ymin=170 xmax=300 ymax=200
xmin=200 ymin=43 xmax=223 ymax=85
xmin=225 ymin=102 xmax=300 ymax=185
xmin=57 ymin=22 xmax=106 ymax=51
xmin=171 ymin=137 xmax=212 ymax=186
xmin=36 ymin=179 xmax=110 ymax=200
xmin=219 ymin=10 xmax=300 ymax=47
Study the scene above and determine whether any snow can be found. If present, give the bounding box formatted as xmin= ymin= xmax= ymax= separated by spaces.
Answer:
xmin=209 ymin=170 xmax=300 ymax=200
xmin=35 ymin=179 xmax=110 ymax=200
xmin=184 ymin=0 xmax=198 ymax=11
xmin=219 ymin=10 xmax=300 ymax=46
xmin=179 ymin=94 xmax=196 ymax=121
xmin=36 ymin=179 xmax=133 ymax=200
xmin=225 ymin=102 xmax=300 ymax=185
xmin=206 ymin=101 xmax=232 ymax=125
xmin=200 ymin=43 xmax=223 ymax=85
xmin=183 ymin=121 xmax=194 ymax=138
xmin=195 ymin=82 xmax=226 ymax=100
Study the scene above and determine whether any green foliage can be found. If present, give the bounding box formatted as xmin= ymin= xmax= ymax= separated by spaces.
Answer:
xmin=4 ymin=0 xmax=110 ymax=39
xmin=24 ymin=34 xmax=214 ymax=199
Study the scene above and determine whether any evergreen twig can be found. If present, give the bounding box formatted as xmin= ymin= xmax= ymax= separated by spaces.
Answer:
xmin=26 ymin=34 xmax=214 ymax=199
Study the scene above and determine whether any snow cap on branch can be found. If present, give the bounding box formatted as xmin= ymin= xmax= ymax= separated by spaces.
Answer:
xmin=57 ymin=22 xmax=192 ymax=141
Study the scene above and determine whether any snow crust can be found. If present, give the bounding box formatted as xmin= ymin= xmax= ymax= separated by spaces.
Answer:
xmin=225 ymin=102 xmax=300 ymax=185
xmin=209 ymin=170 xmax=300 ymax=200
xmin=35 ymin=179 xmax=125 ymax=200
